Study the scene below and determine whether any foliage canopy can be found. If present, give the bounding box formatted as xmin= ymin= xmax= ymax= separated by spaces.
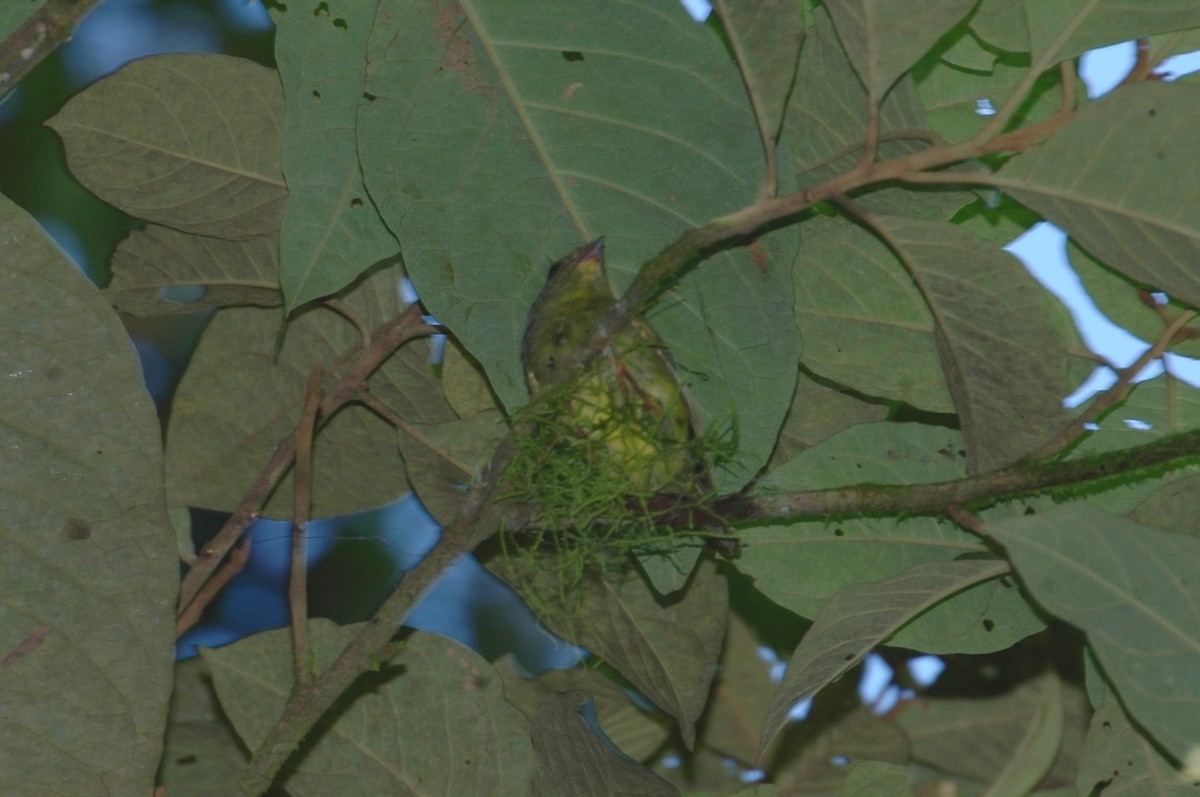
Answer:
xmin=3 ymin=1 xmax=1200 ymax=795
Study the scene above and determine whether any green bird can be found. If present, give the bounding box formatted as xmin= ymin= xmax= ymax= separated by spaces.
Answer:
xmin=521 ymin=238 xmax=694 ymax=494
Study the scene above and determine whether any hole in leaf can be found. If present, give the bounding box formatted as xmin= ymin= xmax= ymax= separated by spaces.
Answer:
xmin=561 ymin=50 xmax=584 ymax=62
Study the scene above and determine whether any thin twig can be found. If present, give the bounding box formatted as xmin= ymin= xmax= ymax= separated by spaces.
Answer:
xmin=175 ymin=538 xmax=252 ymax=637
xmin=289 ymin=367 xmax=324 ymax=688
xmin=0 ymin=0 xmax=103 ymax=101
xmin=1029 ymin=310 xmax=1197 ymax=460
xmin=355 ymin=389 xmax=406 ymax=427
xmin=858 ymin=97 xmax=881 ymax=171
xmin=231 ymin=435 xmax=519 ymax=797
xmin=176 ymin=306 xmax=436 ymax=620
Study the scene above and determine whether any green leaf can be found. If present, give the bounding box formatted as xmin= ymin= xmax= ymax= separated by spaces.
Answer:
xmin=744 ymin=422 xmax=1045 ymax=652
xmin=701 ymin=613 xmax=775 ymax=765
xmin=792 ymin=216 xmax=953 ymax=412
xmin=712 ymin=0 xmax=805 ymax=142
xmin=784 ymin=6 xmax=927 ymax=174
xmin=770 ymin=700 xmax=910 ymax=793
xmin=203 ymin=622 xmax=534 ymax=796
xmin=765 ymin=368 xmax=887 ymax=471
xmin=977 ymin=669 xmax=1064 ymax=797
xmin=1077 ymin=684 xmax=1200 ymax=795
xmin=1024 ymin=2 xmax=1200 ymax=65
xmin=838 ymin=760 xmax=914 ymax=797
xmin=915 ymin=51 xmax=1082 ymax=143
xmin=107 ymin=224 xmax=281 ymax=315
xmin=969 ymin=0 xmax=1029 ymax=53
xmin=494 ymin=654 xmax=672 ymax=763
xmin=899 ymin=670 xmax=1089 ymax=791
xmin=165 ymin=263 xmax=444 ymax=518
xmin=824 ymin=0 xmax=975 ymax=102
xmin=990 ymin=504 xmax=1200 ymax=766
xmin=0 ymin=195 xmax=175 ymax=795
xmin=272 ymin=0 xmax=400 ymax=311
xmin=48 ymin=53 xmax=286 ymax=240
xmin=357 ymin=0 xmax=799 ymax=491
xmin=493 ymin=556 xmax=727 ymax=749
xmin=871 ymin=215 xmax=1075 ymax=472
xmin=996 ymin=82 xmax=1200 ymax=311
xmin=1132 ymin=473 xmax=1200 ymax=538
xmin=158 ymin=659 xmax=248 ymax=797
xmin=759 ymin=559 xmax=1012 ymax=755
xmin=530 ymin=691 xmax=679 ymax=797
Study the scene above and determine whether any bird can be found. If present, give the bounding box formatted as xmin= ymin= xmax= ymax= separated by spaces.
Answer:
xmin=520 ymin=237 xmax=694 ymax=494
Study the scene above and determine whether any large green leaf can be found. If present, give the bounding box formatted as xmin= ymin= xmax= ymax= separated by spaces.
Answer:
xmin=493 ymin=556 xmax=727 ymax=749
xmin=764 ymin=368 xmax=887 ymax=471
xmin=872 ymin=215 xmax=1075 ymax=472
xmin=272 ymin=0 xmax=400 ymax=310
xmin=48 ymin=53 xmax=286 ymax=240
xmin=495 ymin=654 xmax=672 ymax=763
xmin=991 ymin=504 xmax=1200 ymax=766
xmin=107 ymin=224 xmax=281 ymax=315
xmin=759 ymin=559 xmax=1013 ymax=754
xmin=969 ymin=0 xmax=1028 ymax=53
xmin=996 ymin=82 xmax=1200 ymax=311
xmin=529 ymin=691 xmax=679 ymax=797
xmin=0 ymin=195 xmax=175 ymax=794
xmin=1077 ymin=685 xmax=1200 ymax=796
xmin=1024 ymin=2 xmax=1200 ymax=65
xmin=792 ymin=216 xmax=953 ymax=412
xmin=824 ymin=0 xmax=975 ymax=102
xmin=356 ymin=0 xmax=799 ymax=490
xmin=899 ymin=670 xmax=1088 ymax=792
xmin=744 ymin=422 xmax=1045 ymax=652
xmin=203 ymin=622 xmax=533 ymax=796
xmin=712 ymin=0 xmax=805 ymax=145
xmin=784 ymin=6 xmax=927 ymax=174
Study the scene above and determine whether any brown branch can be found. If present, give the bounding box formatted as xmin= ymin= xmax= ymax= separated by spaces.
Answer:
xmin=175 ymin=538 xmax=251 ymax=637
xmin=740 ymin=428 xmax=1200 ymax=521
xmin=231 ymin=434 xmax=519 ymax=796
xmin=0 ymin=0 xmax=103 ymax=100
xmin=289 ymin=367 xmax=324 ymax=689
xmin=1028 ymin=310 xmax=1196 ymax=461
xmin=228 ymin=47 xmax=1116 ymax=796
xmin=176 ymin=305 xmax=436 ymax=620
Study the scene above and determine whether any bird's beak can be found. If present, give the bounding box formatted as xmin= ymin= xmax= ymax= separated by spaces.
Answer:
xmin=575 ymin=237 xmax=605 ymax=265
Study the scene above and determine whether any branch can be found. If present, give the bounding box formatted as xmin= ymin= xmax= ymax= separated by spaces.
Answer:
xmin=227 ymin=46 xmax=1106 ymax=796
xmin=289 ymin=367 xmax=324 ymax=689
xmin=1029 ymin=310 xmax=1197 ymax=460
xmin=0 ymin=0 xmax=103 ymax=101
xmin=232 ymin=435 xmax=519 ymax=796
xmin=176 ymin=305 xmax=437 ymax=618
xmin=742 ymin=429 xmax=1200 ymax=520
